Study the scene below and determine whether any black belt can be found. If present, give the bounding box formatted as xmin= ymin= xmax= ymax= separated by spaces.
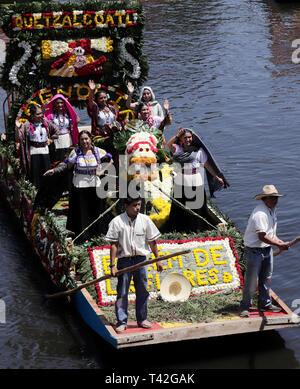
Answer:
xmin=30 ymin=141 xmax=48 ymax=148
xmin=182 ymin=168 xmax=199 ymax=175
xmin=246 ymin=246 xmax=271 ymax=252
xmin=76 ymin=169 xmax=97 ymax=175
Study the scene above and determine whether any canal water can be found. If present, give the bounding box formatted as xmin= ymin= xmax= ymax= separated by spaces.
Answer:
xmin=1 ymin=0 xmax=300 ymax=369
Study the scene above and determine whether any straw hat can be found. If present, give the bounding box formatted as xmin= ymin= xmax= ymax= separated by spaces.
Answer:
xmin=160 ymin=273 xmax=191 ymax=302
xmin=254 ymin=185 xmax=284 ymax=200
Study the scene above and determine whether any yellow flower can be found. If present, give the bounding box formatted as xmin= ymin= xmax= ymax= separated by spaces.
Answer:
xmin=149 ymin=197 xmax=171 ymax=228
xmin=41 ymin=40 xmax=51 ymax=59
xmin=130 ymin=157 xmax=157 ymax=165
xmin=223 ymin=272 xmax=233 ymax=283
xmin=107 ymin=37 xmax=114 ymax=52
xmin=161 ymin=164 xmax=172 ymax=178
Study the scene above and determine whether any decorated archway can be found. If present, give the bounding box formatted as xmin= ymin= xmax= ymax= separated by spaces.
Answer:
xmin=0 ymin=1 xmax=148 ymax=130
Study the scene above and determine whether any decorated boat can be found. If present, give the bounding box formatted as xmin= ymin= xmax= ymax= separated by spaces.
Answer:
xmin=0 ymin=0 xmax=298 ymax=350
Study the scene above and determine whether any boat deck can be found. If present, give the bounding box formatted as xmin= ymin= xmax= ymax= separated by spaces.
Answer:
xmin=48 ymin=198 xmax=300 ymax=349
xmin=76 ymin=287 xmax=300 ymax=349
xmin=0 ymin=152 xmax=299 ymax=349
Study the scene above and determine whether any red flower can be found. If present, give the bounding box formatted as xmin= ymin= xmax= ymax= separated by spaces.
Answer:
xmin=51 ymin=51 xmax=72 ymax=69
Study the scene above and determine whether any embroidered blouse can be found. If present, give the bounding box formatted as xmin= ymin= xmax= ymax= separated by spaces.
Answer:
xmin=97 ymin=109 xmax=115 ymax=127
xmin=52 ymin=113 xmax=71 ymax=136
xmin=29 ymin=123 xmax=49 ymax=143
xmin=67 ymin=146 xmax=107 ymax=188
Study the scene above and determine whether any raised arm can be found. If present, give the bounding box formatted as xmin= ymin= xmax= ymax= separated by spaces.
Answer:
xmin=167 ymin=126 xmax=185 ymax=154
xmin=125 ymin=82 xmax=137 ymax=110
xmin=167 ymin=135 xmax=177 ymax=154
xmin=87 ymin=79 xmax=96 ymax=112
xmin=158 ymin=99 xmax=172 ymax=132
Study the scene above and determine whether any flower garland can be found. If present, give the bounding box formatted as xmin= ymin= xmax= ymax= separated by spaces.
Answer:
xmin=0 ymin=152 xmax=72 ymax=288
xmin=0 ymin=2 xmax=148 ymax=113
xmin=16 ymin=84 xmax=127 ymax=119
xmin=0 ymin=2 xmax=149 ymax=137
xmin=8 ymin=41 xmax=32 ymax=86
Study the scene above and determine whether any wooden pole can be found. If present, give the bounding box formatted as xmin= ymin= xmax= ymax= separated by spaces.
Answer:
xmin=273 ymin=236 xmax=300 ymax=257
xmin=45 ymin=249 xmax=191 ymax=299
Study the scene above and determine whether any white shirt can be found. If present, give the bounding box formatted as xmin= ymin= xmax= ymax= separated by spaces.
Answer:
xmin=97 ymin=109 xmax=115 ymax=127
xmin=29 ymin=123 xmax=49 ymax=155
xmin=244 ymin=201 xmax=277 ymax=248
xmin=52 ymin=114 xmax=72 ymax=149
xmin=106 ymin=212 xmax=161 ymax=258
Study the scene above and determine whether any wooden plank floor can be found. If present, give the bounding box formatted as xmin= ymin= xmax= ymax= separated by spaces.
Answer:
xmin=80 ymin=286 xmax=300 ymax=349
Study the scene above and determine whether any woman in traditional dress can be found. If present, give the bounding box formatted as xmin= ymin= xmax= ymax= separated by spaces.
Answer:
xmin=126 ymin=82 xmax=164 ymax=119
xmin=45 ymin=130 xmax=112 ymax=241
xmin=137 ymin=100 xmax=171 ymax=131
xmin=44 ymin=94 xmax=80 ymax=163
xmin=87 ymin=79 xmax=120 ymax=167
xmin=15 ymin=105 xmax=59 ymax=189
xmin=167 ymin=127 xmax=229 ymax=232
xmin=136 ymin=100 xmax=172 ymax=149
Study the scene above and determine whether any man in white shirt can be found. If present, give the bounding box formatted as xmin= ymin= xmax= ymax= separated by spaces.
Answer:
xmin=106 ymin=196 xmax=163 ymax=333
xmin=240 ymin=185 xmax=290 ymax=317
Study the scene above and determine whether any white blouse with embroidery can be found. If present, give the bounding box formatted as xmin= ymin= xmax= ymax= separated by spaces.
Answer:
xmin=52 ymin=114 xmax=72 ymax=149
xmin=68 ymin=147 xmax=107 ymax=188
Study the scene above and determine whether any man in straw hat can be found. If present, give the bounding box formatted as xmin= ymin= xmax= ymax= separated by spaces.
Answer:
xmin=106 ymin=196 xmax=164 ymax=333
xmin=240 ymin=185 xmax=290 ymax=318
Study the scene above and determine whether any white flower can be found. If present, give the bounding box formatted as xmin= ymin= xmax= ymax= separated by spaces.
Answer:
xmin=133 ymin=12 xmax=138 ymax=23
xmin=91 ymin=37 xmax=110 ymax=53
xmin=119 ymin=37 xmax=141 ymax=79
xmin=49 ymin=40 xmax=69 ymax=57
xmin=9 ymin=41 xmax=32 ymax=86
